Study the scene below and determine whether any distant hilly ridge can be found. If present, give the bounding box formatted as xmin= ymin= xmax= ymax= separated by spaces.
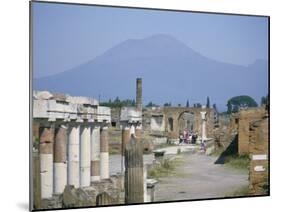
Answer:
xmin=34 ymin=34 xmax=268 ymax=111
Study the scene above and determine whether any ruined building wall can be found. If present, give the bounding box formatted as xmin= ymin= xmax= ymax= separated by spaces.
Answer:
xmin=249 ymin=115 xmax=269 ymax=195
xmin=238 ymin=107 xmax=266 ymax=155
xmin=162 ymin=107 xmax=215 ymax=140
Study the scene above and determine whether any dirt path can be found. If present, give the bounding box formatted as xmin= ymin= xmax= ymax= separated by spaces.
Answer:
xmin=154 ymin=153 xmax=249 ymax=201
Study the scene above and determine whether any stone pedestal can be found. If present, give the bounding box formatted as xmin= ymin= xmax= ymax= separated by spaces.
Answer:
xmin=68 ymin=125 xmax=80 ymax=188
xmin=91 ymin=126 xmax=100 ymax=182
xmin=39 ymin=125 xmax=54 ymax=199
xmin=100 ymin=126 xmax=109 ymax=179
xmin=125 ymin=136 xmax=144 ymax=204
xmin=54 ymin=125 xmax=67 ymax=194
xmin=80 ymin=126 xmax=91 ymax=187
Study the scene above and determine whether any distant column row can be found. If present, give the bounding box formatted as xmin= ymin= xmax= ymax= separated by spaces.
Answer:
xmin=39 ymin=123 xmax=109 ymax=199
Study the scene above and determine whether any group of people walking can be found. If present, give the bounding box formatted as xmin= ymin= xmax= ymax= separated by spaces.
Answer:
xmin=178 ymin=129 xmax=207 ymax=152
xmin=179 ymin=129 xmax=198 ymax=145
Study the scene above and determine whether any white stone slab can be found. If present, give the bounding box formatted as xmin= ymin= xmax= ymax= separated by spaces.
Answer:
xmin=252 ymin=154 xmax=267 ymax=160
xmin=254 ymin=165 xmax=266 ymax=172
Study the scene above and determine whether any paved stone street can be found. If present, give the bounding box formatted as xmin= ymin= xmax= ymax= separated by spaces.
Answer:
xmin=154 ymin=153 xmax=249 ymax=201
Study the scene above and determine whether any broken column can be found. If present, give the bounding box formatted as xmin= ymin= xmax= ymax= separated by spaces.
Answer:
xmin=39 ymin=125 xmax=54 ymax=199
xmin=80 ymin=125 xmax=91 ymax=187
xmin=125 ymin=135 xmax=144 ymax=204
xmin=68 ymin=124 xmax=80 ymax=188
xmin=100 ymin=126 xmax=109 ymax=179
xmin=54 ymin=125 xmax=68 ymax=194
xmin=121 ymin=125 xmax=131 ymax=173
xmin=200 ymin=111 xmax=207 ymax=141
xmin=91 ymin=125 xmax=101 ymax=182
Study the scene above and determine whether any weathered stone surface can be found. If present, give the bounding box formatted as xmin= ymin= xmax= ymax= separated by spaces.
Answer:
xmin=142 ymin=107 xmax=216 ymax=141
xmin=125 ymin=136 xmax=144 ymax=204
xmin=33 ymin=90 xmax=110 ymax=123
xmin=136 ymin=78 xmax=142 ymax=110
xmin=238 ymin=107 xmax=266 ymax=155
xmin=62 ymin=185 xmax=95 ymax=208
xmin=249 ymin=115 xmax=269 ymax=195
xmin=120 ymin=107 xmax=142 ymax=123
xmin=96 ymin=192 xmax=115 ymax=206
xmin=41 ymin=195 xmax=62 ymax=209
xmin=33 ymin=90 xmax=53 ymax=100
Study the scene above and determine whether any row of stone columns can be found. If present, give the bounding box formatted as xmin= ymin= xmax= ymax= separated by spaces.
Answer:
xmin=39 ymin=123 xmax=109 ymax=199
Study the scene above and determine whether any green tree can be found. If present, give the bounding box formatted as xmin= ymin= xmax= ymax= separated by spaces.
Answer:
xmin=146 ymin=101 xmax=158 ymax=107
xmin=226 ymin=95 xmax=258 ymax=114
xmin=193 ymin=103 xmax=202 ymax=108
xmin=260 ymin=95 xmax=268 ymax=106
xmin=206 ymin=96 xmax=210 ymax=108
xmin=186 ymin=99 xmax=190 ymax=107
xmin=164 ymin=102 xmax=170 ymax=107
xmin=213 ymin=103 xmax=218 ymax=112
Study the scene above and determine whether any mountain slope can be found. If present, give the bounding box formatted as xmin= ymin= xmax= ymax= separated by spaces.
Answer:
xmin=34 ymin=34 xmax=268 ymax=110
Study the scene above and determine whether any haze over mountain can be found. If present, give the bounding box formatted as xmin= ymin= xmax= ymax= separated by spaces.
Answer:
xmin=34 ymin=34 xmax=268 ymax=111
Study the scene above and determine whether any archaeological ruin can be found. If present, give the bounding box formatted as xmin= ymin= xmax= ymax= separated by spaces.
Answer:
xmin=32 ymin=78 xmax=269 ymax=209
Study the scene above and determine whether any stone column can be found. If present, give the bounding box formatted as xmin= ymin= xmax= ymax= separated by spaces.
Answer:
xmin=68 ymin=124 xmax=80 ymax=188
xmin=135 ymin=125 xmax=142 ymax=143
xmin=136 ymin=78 xmax=142 ymax=110
xmin=200 ymin=111 xmax=207 ymax=141
xmin=143 ymin=165 xmax=148 ymax=202
xmin=91 ymin=125 xmax=101 ymax=182
xmin=121 ymin=125 xmax=130 ymax=173
xmin=39 ymin=125 xmax=54 ymax=199
xmin=130 ymin=124 xmax=135 ymax=136
xmin=80 ymin=125 xmax=91 ymax=187
xmin=54 ymin=125 xmax=68 ymax=194
xmin=100 ymin=126 xmax=109 ymax=179
xmin=125 ymin=135 xmax=144 ymax=204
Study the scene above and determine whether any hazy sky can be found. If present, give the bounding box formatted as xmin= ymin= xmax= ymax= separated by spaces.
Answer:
xmin=32 ymin=2 xmax=268 ymax=78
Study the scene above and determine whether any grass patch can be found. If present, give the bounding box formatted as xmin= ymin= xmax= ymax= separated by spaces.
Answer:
xmin=148 ymin=157 xmax=184 ymax=179
xmin=225 ymin=185 xmax=250 ymax=197
xmin=224 ymin=155 xmax=250 ymax=170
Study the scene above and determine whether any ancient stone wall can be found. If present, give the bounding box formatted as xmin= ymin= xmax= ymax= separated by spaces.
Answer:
xmin=249 ymin=115 xmax=269 ymax=195
xmin=238 ymin=107 xmax=266 ymax=155
xmin=162 ymin=107 xmax=215 ymax=140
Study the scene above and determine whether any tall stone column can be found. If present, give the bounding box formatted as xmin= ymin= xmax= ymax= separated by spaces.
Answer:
xmin=100 ymin=126 xmax=109 ymax=179
xmin=200 ymin=111 xmax=207 ymax=141
xmin=136 ymin=78 xmax=142 ymax=110
xmin=80 ymin=125 xmax=91 ymax=187
xmin=130 ymin=124 xmax=135 ymax=136
xmin=91 ymin=125 xmax=101 ymax=182
xmin=68 ymin=124 xmax=80 ymax=188
xmin=39 ymin=125 xmax=54 ymax=199
xmin=125 ymin=135 xmax=144 ymax=204
xmin=54 ymin=125 xmax=67 ymax=194
xmin=135 ymin=125 xmax=142 ymax=143
xmin=121 ymin=125 xmax=130 ymax=173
